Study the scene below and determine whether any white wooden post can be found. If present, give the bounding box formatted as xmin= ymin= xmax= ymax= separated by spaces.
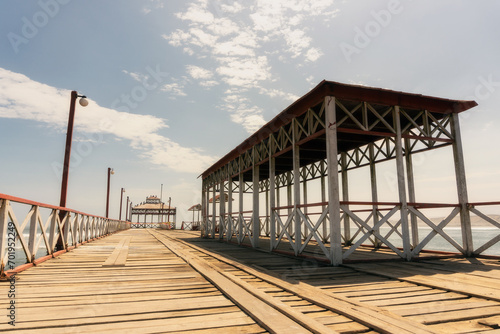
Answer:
xmin=28 ymin=205 xmax=38 ymax=263
xmin=320 ymin=160 xmax=327 ymax=242
xmin=219 ymin=179 xmax=225 ymax=240
xmin=405 ymin=138 xmax=419 ymax=249
xmin=293 ymin=119 xmax=301 ymax=254
xmin=0 ymin=200 xmax=9 ymax=272
xmin=227 ymin=176 xmax=233 ymax=241
xmin=238 ymin=172 xmax=244 ymax=244
xmin=287 ymin=172 xmax=293 ymax=237
xmin=211 ymin=184 xmax=216 ymax=238
xmin=325 ymin=96 xmax=342 ymax=265
xmin=450 ymin=113 xmax=473 ymax=255
xmin=341 ymin=152 xmax=350 ymax=245
xmin=369 ymin=143 xmax=381 ymax=247
xmin=394 ymin=106 xmax=412 ymax=260
xmin=269 ymin=151 xmax=276 ymax=251
xmin=252 ymin=160 xmax=260 ymax=248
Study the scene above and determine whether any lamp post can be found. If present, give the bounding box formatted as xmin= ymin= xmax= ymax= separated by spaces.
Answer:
xmin=167 ymin=197 xmax=171 ymax=223
xmin=125 ymin=196 xmax=130 ymax=222
xmin=119 ymin=188 xmax=126 ymax=220
xmin=106 ymin=167 xmax=114 ymax=218
xmin=59 ymin=91 xmax=88 ymax=210
xmin=160 ymin=184 xmax=164 ymax=223
xmin=57 ymin=91 xmax=88 ymax=249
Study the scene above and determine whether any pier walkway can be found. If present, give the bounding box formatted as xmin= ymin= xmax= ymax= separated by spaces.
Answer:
xmin=2 ymin=229 xmax=500 ymax=333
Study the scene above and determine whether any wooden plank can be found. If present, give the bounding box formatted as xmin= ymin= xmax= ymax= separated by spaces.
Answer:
xmin=7 ymin=312 xmax=258 ymax=333
xmin=102 ymin=236 xmax=131 ymax=267
xmin=157 ymin=230 xmax=437 ymax=334
xmin=0 ymin=230 xmax=267 ymax=333
xmin=346 ymin=263 xmax=500 ymax=302
xmin=149 ymin=230 xmax=315 ymax=334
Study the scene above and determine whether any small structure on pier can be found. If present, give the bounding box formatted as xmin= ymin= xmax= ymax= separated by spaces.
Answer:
xmin=130 ymin=195 xmax=176 ymax=228
xmin=199 ymin=80 xmax=500 ymax=265
xmin=182 ymin=204 xmax=202 ymax=230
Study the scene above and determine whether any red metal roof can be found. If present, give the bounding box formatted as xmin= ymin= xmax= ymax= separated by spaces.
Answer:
xmin=202 ymin=80 xmax=477 ymax=179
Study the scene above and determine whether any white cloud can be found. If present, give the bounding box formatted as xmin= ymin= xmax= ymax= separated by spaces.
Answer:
xmin=122 ymin=70 xmax=148 ymax=83
xmin=186 ymin=65 xmax=213 ymax=80
xmin=163 ymin=0 xmax=337 ymax=133
xmin=0 ymin=68 xmax=214 ymax=173
xmin=142 ymin=0 xmax=164 ymax=15
xmin=160 ymin=82 xmax=187 ymax=97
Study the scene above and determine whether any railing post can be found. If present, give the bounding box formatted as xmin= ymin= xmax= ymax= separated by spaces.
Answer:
xmin=28 ymin=205 xmax=38 ymax=263
xmin=48 ymin=209 xmax=58 ymax=253
xmin=0 ymin=200 xmax=9 ymax=274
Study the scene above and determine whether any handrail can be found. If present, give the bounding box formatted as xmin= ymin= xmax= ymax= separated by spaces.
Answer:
xmin=0 ymin=193 xmax=130 ymax=277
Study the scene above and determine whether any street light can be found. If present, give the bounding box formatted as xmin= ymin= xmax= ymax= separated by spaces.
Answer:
xmin=119 ymin=188 xmax=126 ymax=221
xmin=59 ymin=91 xmax=88 ymax=210
xmin=125 ymin=196 xmax=130 ymax=222
xmin=57 ymin=91 xmax=88 ymax=250
xmin=106 ymin=167 xmax=114 ymax=218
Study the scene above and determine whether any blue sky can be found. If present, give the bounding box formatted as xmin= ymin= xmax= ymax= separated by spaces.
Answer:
xmin=1 ymin=0 xmax=499 ymax=221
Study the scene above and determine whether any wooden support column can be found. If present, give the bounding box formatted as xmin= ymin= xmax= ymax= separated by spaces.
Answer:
xmin=405 ymin=138 xmax=419 ymax=250
xmin=450 ymin=113 xmax=473 ymax=255
xmin=200 ymin=180 xmax=207 ymax=238
xmin=320 ymin=161 xmax=327 ymax=243
xmin=211 ymin=183 xmax=216 ymax=239
xmin=238 ymin=172 xmax=244 ymax=244
xmin=293 ymin=120 xmax=301 ymax=254
xmin=287 ymin=172 xmax=293 ymax=237
xmin=369 ymin=143 xmax=381 ymax=248
xmin=205 ymin=184 xmax=212 ymax=238
xmin=265 ymin=183 xmax=270 ymax=236
xmin=276 ymin=182 xmax=281 ymax=235
xmin=302 ymin=168 xmax=308 ymax=240
xmin=219 ymin=179 xmax=225 ymax=240
xmin=252 ymin=157 xmax=260 ymax=248
xmin=227 ymin=176 xmax=233 ymax=241
xmin=394 ymin=106 xmax=412 ymax=260
xmin=341 ymin=152 xmax=351 ymax=245
xmin=269 ymin=151 xmax=276 ymax=251
xmin=325 ymin=96 xmax=342 ymax=265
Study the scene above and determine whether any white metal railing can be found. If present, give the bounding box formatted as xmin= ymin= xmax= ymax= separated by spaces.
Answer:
xmin=0 ymin=193 xmax=129 ymax=276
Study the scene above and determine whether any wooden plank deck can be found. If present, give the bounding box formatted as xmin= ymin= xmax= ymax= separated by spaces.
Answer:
xmin=2 ymin=229 xmax=500 ymax=333
xmin=0 ymin=230 xmax=266 ymax=333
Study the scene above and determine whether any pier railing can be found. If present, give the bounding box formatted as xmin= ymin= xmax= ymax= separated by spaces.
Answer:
xmin=0 ymin=193 xmax=129 ymax=276
xmin=468 ymin=201 xmax=500 ymax=256
xmin=212 ymin=200 xmax=500 ymax=261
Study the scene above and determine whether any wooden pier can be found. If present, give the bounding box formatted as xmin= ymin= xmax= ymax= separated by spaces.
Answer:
xmin=2 ymin=229 xmax=500 ymax=333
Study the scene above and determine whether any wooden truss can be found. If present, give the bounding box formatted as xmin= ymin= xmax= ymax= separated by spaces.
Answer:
xmin=201 ymin=81 xmax=498 ymax=265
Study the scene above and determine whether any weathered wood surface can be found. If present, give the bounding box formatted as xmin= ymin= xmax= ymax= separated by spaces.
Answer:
xmin=1 ymin=229 xmax=500 ymax=333
xmin=0 ymin=230 xmax=266 ymax=333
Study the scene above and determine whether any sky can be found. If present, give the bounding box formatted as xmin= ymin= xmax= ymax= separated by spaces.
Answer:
xmin=1 ymin=0 xmax=500 ymax=221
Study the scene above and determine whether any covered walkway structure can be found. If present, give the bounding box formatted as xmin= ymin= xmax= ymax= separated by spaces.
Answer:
xmin=200 ymin=80 xmax=500 ymax=265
